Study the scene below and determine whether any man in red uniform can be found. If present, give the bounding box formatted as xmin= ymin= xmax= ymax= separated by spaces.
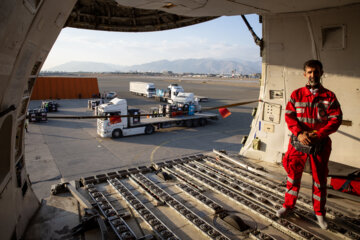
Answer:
xmin=276 ymin=60 xmax=342 ymax=229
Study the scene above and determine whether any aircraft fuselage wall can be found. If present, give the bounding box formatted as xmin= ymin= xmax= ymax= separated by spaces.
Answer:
xmin=240 ymin=4 xmax=360 ymax=169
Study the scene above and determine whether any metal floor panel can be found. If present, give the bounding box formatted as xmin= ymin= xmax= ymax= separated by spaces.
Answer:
xmin=26 ymin=154 xmax=360 ymax=240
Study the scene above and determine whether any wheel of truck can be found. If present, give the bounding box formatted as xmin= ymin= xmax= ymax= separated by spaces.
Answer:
xmin=199 ymin=118 xmax=207 ymax=126
xmin=145 ymin=125 xmax=155 ymax=134
xmin=192 ymin=119 xmax=199 ymax=127
xmin=185 ymin=120 xmax=193 ymax=128
xmin=112 ymin=129 xmax=122 ymax=138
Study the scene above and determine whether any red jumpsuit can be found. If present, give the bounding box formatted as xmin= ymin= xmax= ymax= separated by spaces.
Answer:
xmin=283 ymin=85 xmax=342 ymax=216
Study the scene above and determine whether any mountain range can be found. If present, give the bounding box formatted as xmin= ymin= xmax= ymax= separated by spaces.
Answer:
xmin=44 ymin=58 xmax=261 ymax=74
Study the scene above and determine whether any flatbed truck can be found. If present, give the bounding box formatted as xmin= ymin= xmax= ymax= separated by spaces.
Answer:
xmin=97 ymin=98 xmax=217 ymax=138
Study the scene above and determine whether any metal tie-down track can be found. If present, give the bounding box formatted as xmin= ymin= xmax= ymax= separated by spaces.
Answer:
xmin=109 ymin=178 xmax=180 ymax=240
xmin=80 ymin=154 xmax=360 ymax=240
xmin=202 ymin=157 xmax=360 ymax=235
xmin=181 ymin=160 xmax=360 ymax=240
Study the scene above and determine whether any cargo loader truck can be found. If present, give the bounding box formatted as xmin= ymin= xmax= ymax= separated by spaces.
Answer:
xmin=154 ymin=83 xmax=184 ymax=102
xmin=155 ymin=83 xmax=208 ymax=103
xmin=97 ymin=98 xmax=217 ymax=138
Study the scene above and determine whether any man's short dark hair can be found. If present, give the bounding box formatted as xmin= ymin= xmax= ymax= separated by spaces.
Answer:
xmin=303 ymin=60 xmax=323 ymax=71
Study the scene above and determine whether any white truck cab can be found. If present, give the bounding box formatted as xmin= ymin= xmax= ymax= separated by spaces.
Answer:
xmin=168 ymin=84 xmax=184 ymax=99
xmin=97 ymin=98 xmax=153 ymax=138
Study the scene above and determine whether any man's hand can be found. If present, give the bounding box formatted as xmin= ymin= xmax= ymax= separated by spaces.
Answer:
xmin=297 ymin=132 xmax=312 ymax=145
xmin=308 ymin=131 xmax=320 ymax=144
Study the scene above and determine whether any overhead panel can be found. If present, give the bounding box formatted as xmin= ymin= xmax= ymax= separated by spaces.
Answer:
xmin=65 ymin=0 xmax=217 ymax=32
xmin=115 ymin=0 xmax=262 ymax=16
xmin=114 ymin=0 xmax=360 ymax=16
xmin=65 ymin=0 xmax=360 ymax=32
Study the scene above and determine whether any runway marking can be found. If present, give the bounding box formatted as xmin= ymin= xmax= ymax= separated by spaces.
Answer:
xmin=150 ymin=140 xmax=171 ymax=163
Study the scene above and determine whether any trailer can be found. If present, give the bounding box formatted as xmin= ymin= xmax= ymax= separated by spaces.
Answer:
xmin=129 ymin=81 xmax=156 ymax=98
xmin=195 ymin=95 xmax=208 ymax=102
xmin=97 ymin=98 xmax=217 ymax=138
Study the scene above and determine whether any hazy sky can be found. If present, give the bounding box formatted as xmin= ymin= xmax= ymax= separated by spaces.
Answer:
xmin=42 ymin=14 xmax=262 ymax=70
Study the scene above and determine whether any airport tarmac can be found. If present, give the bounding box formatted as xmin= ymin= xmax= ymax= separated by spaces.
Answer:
xmin=25 ymin=76 xmax=260 ymax=200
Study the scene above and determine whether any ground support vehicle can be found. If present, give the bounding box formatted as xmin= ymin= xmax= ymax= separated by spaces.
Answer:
xmin=155 ymin=83 xmax=208 ymax=103
xmin=97 ymin=98 xmax=217 ymax=138
xmin=129 ymin=82 xmax=156 ymax=98
xmin=105 ymin=92 xmax=117 ymax=99
xmin=41 ymin=101 xmax=58 ymax=112
xmin=87 ymin=99 xmax=105 ymax=110
xmin=169 ymin=92 xmax=202 ymax=111
xmin=155 ymin=92 xmax=208 ymax=103
xmin=154 ymin=83 xmax=184 ymax=102
xmin=27 ymin=109 xmax=47 ymax=122
xmin=154 ymin=89 xmax=169 ymax=102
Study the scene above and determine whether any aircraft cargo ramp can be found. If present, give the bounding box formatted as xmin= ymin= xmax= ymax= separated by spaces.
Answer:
xmin=25 ymin=153 xmax=360 ymax=240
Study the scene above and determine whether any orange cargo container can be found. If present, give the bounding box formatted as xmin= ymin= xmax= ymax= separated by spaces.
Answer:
xmin=31 ymin=77 xmax=100 ymax=100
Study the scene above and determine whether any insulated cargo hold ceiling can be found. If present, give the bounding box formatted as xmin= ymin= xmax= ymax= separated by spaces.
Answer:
xmin=31 ymin=77 xmax=100 ymax=100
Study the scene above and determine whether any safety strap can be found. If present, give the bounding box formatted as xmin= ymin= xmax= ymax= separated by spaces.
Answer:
xmin=331 ymin=169 xmax=360 ymax=191
xmin=339 ymin=179 xmax=352 ymax=192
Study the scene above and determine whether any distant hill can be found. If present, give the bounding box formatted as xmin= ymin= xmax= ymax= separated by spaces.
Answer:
xmin=45 ymin=58 xmax=261 ymax=74
xmin=46 ymin=61 xmax=123 ymax=72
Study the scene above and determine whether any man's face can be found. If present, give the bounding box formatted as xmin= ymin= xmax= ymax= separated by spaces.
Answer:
xmin=304 ymin=66 xmax=323 ymax=87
